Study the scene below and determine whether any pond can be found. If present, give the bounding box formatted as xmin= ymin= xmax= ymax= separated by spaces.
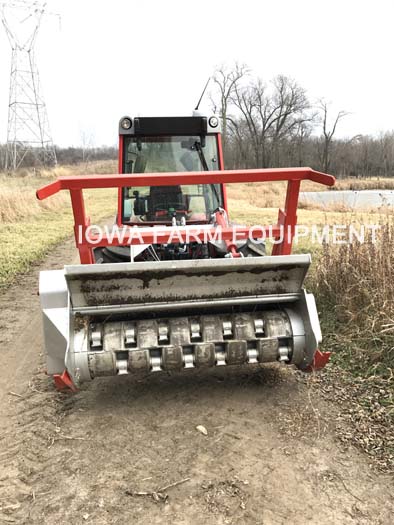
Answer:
xmin=300 ymin=189 xmax=394 ymax=209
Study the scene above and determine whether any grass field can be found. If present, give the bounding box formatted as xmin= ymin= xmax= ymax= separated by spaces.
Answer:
xmin=0 ymin=161 xmax=117 ymax=288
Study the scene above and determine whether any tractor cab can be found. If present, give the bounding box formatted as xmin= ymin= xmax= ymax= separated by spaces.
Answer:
xmin=118 ymin=115 xmax=224 ymax=225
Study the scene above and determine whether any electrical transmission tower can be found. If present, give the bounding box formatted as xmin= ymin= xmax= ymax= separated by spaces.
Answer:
xmin=1 ymin=0 xmax=57 ymax=170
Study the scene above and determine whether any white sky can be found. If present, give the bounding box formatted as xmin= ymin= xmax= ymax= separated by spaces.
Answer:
xmin=1 ymin=0 xmax=394 ymax=147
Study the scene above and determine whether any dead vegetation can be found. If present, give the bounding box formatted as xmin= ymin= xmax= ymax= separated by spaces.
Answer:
xmin=0 ymin=162 xmax=117 ymax=288
xmin=310 ymin=217 xmax=394 ymax=376
xmin=306 ymin=217 xmax=394 ymax=470
xmin=0 ymin=159 xmax=116 ymax=179
xmin=297 ymin=200 xmax=355 ymax=213
xmin=201 ymin=478 xmax=249 ymax=519
xmin=0 ymin=185 xmax=67 ymax=223
xmin=226 ymin=179 xmax=327 ymax=209
xmin=332 ymin=178 xmax=394 ymax=192
xmin=0 ymin=160 xmax=117 ymax=224
xmin=312 ymin=367 xmax=394 ymax=473
xmin=125 ymin=477 xmax=191 ymax=503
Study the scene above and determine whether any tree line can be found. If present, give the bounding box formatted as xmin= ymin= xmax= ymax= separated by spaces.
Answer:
xmin=211 ymin=64 xmax=394 ymax=178
xmin=0 ymin=144 xmax=117 ymax=170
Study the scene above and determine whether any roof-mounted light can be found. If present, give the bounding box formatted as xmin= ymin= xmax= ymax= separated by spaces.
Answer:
xmin=209 ymin=116 xmax=219 ymax=128
xmin=121 ymin=117 xmax=132 ymax=130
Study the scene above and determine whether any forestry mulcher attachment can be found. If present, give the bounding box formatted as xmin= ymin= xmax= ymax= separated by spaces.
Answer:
xmin=37 ymin=115 xmax=334 ymax=391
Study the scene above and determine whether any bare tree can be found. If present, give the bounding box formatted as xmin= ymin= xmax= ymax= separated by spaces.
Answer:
xmin=378 ymin=131 xmax=394 ymax=177
xmin=290 ymin=120 xmax=313 ymax=167
xmin=230 ymin=75 xmax=312 ymax=167
xmin=211 ymin=63 xmax=249 ymax=151
xmin=318 ymin=100 xmax=348 ymax=173
xmin=269 ymin=75 xmax=312 ymax=165
xmin=230 ymin=80 xmax=264 ymax=165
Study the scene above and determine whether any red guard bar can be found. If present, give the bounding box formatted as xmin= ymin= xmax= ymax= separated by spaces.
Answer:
xmin=36 ymin=167 xmax=334 ymax=200
xmin=36 ymin=167 xmax=335 ymax=263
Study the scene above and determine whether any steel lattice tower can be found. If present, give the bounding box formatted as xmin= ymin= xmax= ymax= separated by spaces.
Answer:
xmin=1 ymin=1 xmax=57 ymax=170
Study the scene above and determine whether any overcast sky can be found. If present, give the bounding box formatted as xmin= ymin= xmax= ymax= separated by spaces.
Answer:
xmin=1 ymin=0 xmax=393 ymax=147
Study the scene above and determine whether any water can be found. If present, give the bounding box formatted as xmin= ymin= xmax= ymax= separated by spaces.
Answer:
xmin=300 ymin=189 xmax=394 ymax=209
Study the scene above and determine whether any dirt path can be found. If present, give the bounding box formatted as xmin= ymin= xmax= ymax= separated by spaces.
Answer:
xmin=0 ymin=241 xmax=393 ymax=524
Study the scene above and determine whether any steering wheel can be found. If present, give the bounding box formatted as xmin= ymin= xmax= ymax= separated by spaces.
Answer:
xmin=153 ymin=202 xmax=185 ymax=213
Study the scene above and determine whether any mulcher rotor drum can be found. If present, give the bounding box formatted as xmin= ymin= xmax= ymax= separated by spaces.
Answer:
xmin=82 ymin=309 xmax=301 ymax=378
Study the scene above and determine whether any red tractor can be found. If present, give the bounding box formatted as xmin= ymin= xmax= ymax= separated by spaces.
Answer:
xmin=37 ymin=114 xmax=334 ymax=391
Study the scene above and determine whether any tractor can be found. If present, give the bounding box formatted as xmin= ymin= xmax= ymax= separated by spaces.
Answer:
xmin=36 ymin=114 xmax=334 ymax=391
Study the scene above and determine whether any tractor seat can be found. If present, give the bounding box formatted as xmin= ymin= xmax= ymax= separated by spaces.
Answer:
xmin=148 ymin=185 xmax=188 ymax=213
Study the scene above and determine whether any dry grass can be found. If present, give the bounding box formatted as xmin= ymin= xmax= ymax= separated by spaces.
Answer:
xmin=297 ymin=200 xmax=356 ymax=213
xmin=0 ymin=159 xmax=117 ymax=179
xmin=0 ymin=188 xmax=117 ymax=288
xmin=226 ymin=179 xmax=326 ymax=209
xmin=0 ymin=186 xmax=67 ymax=223
xmin=229 ymin=201 xmax=367 ymax=228
xmin=309 ymin=216 xmax=394 ymax=377
xmin=227 ymin=181 xmax=331 ymax=226
xmin=0 ymin=160 xmax=117 ymax=224
xmin=0 ymin=162 xmax=118 ymax=288
xmin=308 ymin=217 xmax=394 ymax=467
xmin=332 ymin=178 xmax=394 ymax=191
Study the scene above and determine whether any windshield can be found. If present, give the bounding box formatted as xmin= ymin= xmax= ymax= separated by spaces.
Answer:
xmin=124 ymin=135 xmax=218 ymax=173
xmin=122 ymin=135 xmax=222 ymax=223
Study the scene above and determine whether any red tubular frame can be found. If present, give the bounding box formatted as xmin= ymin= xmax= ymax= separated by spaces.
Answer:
xmin=117 ymin=133 xmax=125 ymax=226
xmin=36 ymin=167 xmax=335 ymax=264
xmin=216 ymin=133 xmax=228 ymax=210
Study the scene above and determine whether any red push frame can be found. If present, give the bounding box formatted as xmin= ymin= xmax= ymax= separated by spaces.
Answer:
xmin=36 ymin=166 xmax=335 ymax=264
